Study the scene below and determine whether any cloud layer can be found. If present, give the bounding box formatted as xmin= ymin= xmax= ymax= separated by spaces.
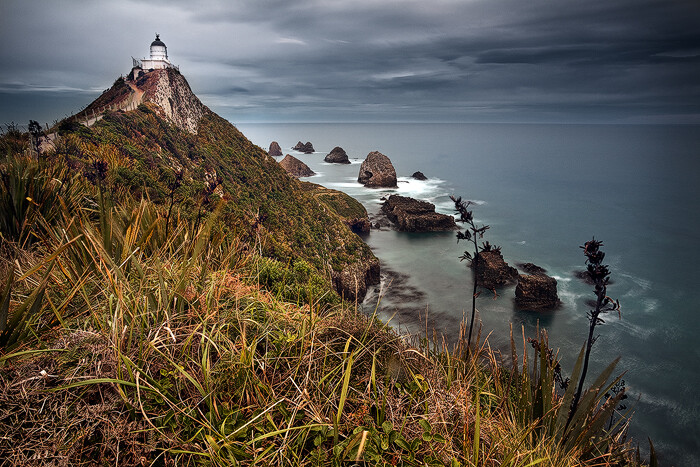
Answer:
xmin=1 ymin=0 xmax=699 ymax=124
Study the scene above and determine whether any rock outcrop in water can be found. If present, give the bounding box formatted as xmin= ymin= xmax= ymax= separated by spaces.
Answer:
xmin=515 ymin=267 xmax=561 ymax=311
xmin=332 ymin=259 xmax=381 ymax=303
xmin=268 ymin=141 xmax=282 ymax=157
xmin=279 ymin=154 xmax=315 ymax=178
xmin=382 ymin=195 xmax=457 ymax=232
xmin=474 ymin=250 xmax=519 ymax=290
xmin=412 ymin=171 xmax=428 ymax=181
xmin=517 ymin=263 xmax=548 ymax=275
xmin=324 ymin=146 xmax=351 ymax=164
xmin=358 ymin=151 xmax=397 ymax=188
xmin=293 ymin=141 xmax=315 ymax=153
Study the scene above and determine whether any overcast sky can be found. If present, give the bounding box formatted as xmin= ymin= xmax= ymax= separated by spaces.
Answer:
xmin=1 ymin=0 xmax=699 ymax=125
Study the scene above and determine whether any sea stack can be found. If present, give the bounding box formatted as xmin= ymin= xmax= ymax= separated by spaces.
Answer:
xmin=279 ymin=154 xmax=315 ymax=178
xmin=293 ymin=141 xmax=315 ymax=153
xmin=382 ymin=195 xmax=457 ymax=232
xmin=268 ymin=141 xmax=282 ymax=157
xmin=474 ymin=250 xmax=519 ymax=290
xmin=515 ymin=270 xmax=561 ymax=311
xmin=325 ymin=146 xmax=351 ymax=164
xmin=358 ymin=151 xmax=397 ymax=188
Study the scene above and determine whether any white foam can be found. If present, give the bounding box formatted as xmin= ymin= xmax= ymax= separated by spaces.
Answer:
xmin=620 ymin=273 xmax=652 ymax=290
xmin=558 ymin=290 xmax=584 ymax=308
xmin=617 ymin=319 xmax=653 ymax=340
xmin=395 ymin=176 xmax=446 ymax=196
xmin=325 ymin=181 xmax=362 ymax=189
xmin=641 ymin=297 xmax=659 ymax=314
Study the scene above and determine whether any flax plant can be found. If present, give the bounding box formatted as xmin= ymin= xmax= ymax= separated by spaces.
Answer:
xmin=451 ymin=195 xmax=490 ymax=352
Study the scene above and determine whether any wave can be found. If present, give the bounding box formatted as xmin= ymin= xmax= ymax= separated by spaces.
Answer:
xmin=619 ymin=273 xmax=652 ymax=290
xmin=551 ymin=275 xmax=573 ymax=282
xmin=395 ymin=176 xmax=447 ymax=197
xmin=617 ymin=319 xmax=653 ymax=340
xmin=324 ymin=182 xmax=361 ymax=190
xmin=558 ymin=289 xmax=584 ymax=309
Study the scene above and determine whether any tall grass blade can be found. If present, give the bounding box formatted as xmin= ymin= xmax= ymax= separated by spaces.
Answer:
xmin=334 ymin=336 xmax=355 ymax=445
xmin=0 ymin=264 xmax=14 ymax=333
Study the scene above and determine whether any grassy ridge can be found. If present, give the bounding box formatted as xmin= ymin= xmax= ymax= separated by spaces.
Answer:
xmin=49 ymin=103 xmax=375 ymax=281
xmin=0 ymin=132 xmax=644 ymax=464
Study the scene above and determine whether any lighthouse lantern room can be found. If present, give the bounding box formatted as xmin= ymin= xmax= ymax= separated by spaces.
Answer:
xmin=132 ymin=34 xmax=178 ymax=75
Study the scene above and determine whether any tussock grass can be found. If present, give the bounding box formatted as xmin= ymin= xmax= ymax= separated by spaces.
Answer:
xmin=0 ymin=156 xmax=643 ymax=466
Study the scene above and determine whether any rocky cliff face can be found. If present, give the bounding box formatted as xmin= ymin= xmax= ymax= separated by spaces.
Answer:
xmin=332 ymin=259 xmax=381 ymax=302
xmin=135 ymin=68 xmax=208 ymax=134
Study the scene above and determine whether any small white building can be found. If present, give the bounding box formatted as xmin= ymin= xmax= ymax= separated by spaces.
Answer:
xmin=132 ymin=34 xmax=178 ymax=74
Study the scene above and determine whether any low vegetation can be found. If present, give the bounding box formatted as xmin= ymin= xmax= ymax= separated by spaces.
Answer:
xmin=46 ymin=102 xmax=375 ymax=283
xmin=0 ymin=129 xmax=648 ymax=465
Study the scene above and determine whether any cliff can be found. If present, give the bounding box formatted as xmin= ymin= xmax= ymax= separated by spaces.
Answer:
xmin=137 ymin=68 xmax=207 ymax=133
xmin=48 ymin=68 xmax=379 ymax=301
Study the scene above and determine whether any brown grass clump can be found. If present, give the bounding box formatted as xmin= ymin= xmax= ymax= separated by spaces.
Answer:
xmin=0 ymin=332 xmax=158 ymax=466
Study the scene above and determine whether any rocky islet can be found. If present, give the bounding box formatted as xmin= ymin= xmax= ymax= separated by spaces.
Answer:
xmin=279 ymin=154 xmax=315 ymax=178
xmin=358 ymin=151 xmax=398 ymax=188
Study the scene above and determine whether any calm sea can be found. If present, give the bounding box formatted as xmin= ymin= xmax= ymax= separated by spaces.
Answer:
xmin=238 ymin=122 xmax=700 ymax=465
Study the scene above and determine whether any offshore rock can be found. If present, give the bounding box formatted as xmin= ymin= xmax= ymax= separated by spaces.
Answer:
xmin=474 ymin=250 xmax=518 ymax=290
xmin=324 ymin=146 xmax=351 ymax=164
xmin=412 ymin=171 xmax=428 ymax=180
xmin=358 ymin=151 xmax=397 ymax=188
xmin=268 ymin=141 xmax=283 ymax=157
xmin=517 ymin=262 xmax=548 ymax=275
xmin=293 ymin=141 xmax=315 ymax=153
xmin=332 ymin=257 xmax=381 ymax=302
xmin=279 ymin=154 xmax=315 ymax=178
xmin=515 ymin=272 xmax=561 ymax=311
xmin=382 ymin=195 xmax=457 ymax=232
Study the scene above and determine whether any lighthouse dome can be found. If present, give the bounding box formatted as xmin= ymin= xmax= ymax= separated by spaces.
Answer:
xmin=149 ymin=34 xmax=168 ymax=61
xmin=151 ymin=35 xmax=166 ymax=48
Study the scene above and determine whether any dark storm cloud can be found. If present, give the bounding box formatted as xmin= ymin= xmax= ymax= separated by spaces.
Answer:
xmin=1 ymin=0 xmax=699 ymax=124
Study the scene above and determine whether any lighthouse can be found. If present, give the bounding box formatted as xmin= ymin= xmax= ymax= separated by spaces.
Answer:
xmin=131 ymin=34 xmax=178 ymax=74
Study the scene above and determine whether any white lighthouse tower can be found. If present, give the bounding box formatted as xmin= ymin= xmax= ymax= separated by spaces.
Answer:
xmin=132 ymin=34 xmax=178 ymax=74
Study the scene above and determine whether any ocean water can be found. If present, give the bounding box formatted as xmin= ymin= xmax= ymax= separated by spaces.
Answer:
xmin=238 ymin=122 xmax=700 ymax=465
